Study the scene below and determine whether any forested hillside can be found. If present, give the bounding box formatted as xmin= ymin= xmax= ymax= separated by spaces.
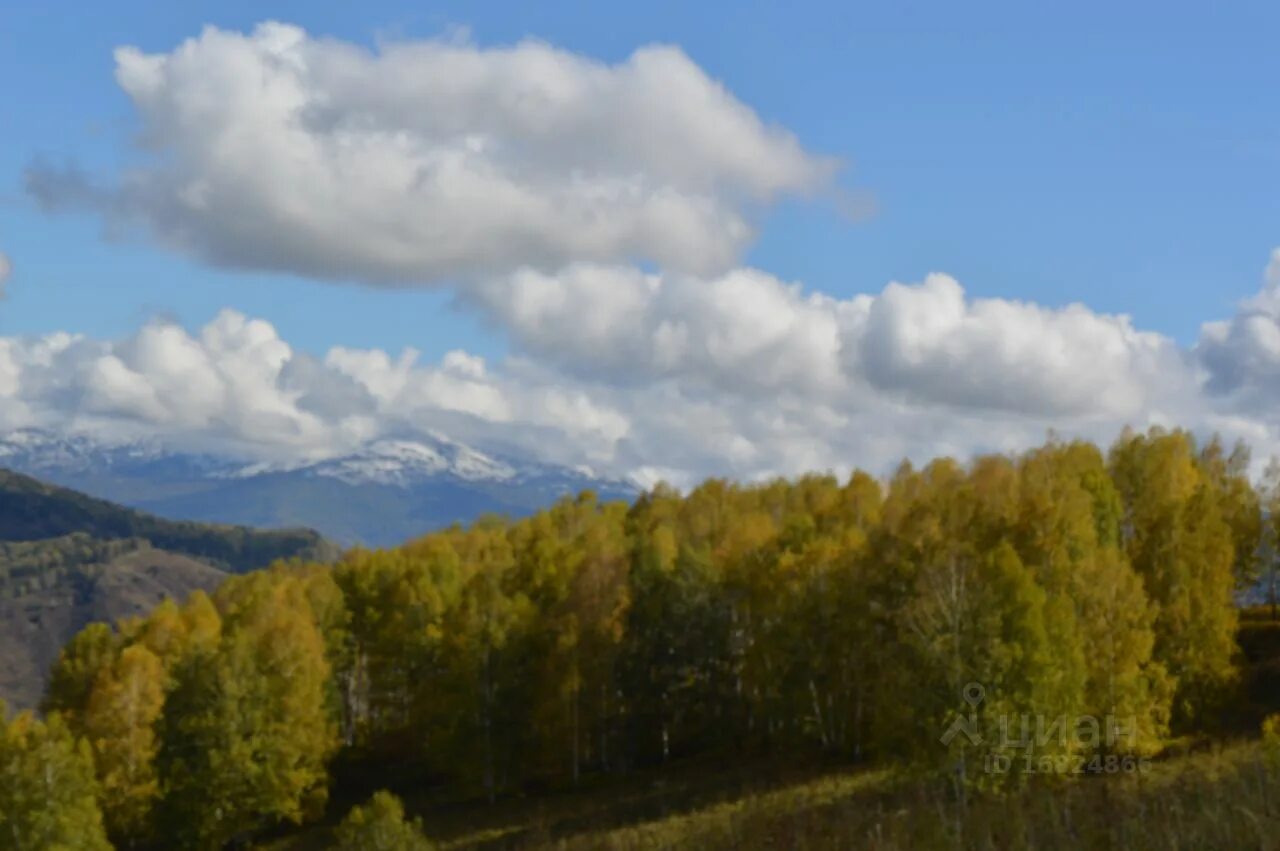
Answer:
xmin=0 ymin=470 xmax=339 ymax=710
xmin=4 ymin=427 xmax=1279 ymax=850
xmin=0 ymin=539 xmax=228 ymax=711
xmin=0 ymin=469 xmax=339 ymax=571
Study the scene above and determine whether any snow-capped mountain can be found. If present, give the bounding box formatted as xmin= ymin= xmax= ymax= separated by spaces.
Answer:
xmin=0 ymin=429 xmax=236 ymax=478
xmin=310 ymin=438 xmax=516 ymax=485
xmin=224 ymin=434 xmax=519 ymax=486
xmin=0 ymin=429 xmax=637 ymax=546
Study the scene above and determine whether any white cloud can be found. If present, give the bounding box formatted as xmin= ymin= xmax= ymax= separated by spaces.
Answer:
xmin=473 ymin=264 xmax=852 ymax=396
xmin=475 ymin=264 xmax=1189 ymax=420
xmin=851 ymin=274 xmax=1185 ymax=417
xmin=16 ymin=21 xmax=1280 ymax=483
xmin=0 ymin=253 xmax=1275 ymax=485
xmin=29 ymin=22 xmax=834 ymax=284
xmin=1196 ymin=249 xmax=1280 ymax=401
xmin=0 ymin=310 xmax=634 ymax=467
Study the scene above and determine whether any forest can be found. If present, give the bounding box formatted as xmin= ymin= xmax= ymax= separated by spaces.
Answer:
xmin=3 ymin=426 xmax=1279 ymax=850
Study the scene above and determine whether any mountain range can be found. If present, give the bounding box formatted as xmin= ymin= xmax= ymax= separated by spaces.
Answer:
xmin=0 ymin=429 xmax=638 ymax=547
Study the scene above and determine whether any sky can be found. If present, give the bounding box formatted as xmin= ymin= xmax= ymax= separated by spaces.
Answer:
xmin=2 ymin=1 xmax=1280 ymax=484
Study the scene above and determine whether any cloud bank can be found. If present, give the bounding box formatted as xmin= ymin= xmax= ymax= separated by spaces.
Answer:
xmin=0 ymin=260 xmax=1273 ymax=484
xmin=473 ymin=266 xmax=1184 ymax=419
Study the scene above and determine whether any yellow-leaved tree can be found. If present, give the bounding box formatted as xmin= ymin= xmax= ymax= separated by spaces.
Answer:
xmin=156 ymin=573 xmax=338 ymax=849
xmin=81 ymin=644 xmax=166 ymax=842
xmin=0 ymin=704 xmax=111 ymax=851
xmin=1109 ymin=428 xmax=1239 ymax=727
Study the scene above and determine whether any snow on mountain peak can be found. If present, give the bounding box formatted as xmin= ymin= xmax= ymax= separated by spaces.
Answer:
xmin=305 ymin=438 xmax=516 ymax=486
xmin=0 ymin=428 xmax=618 ymax=492
xmin=0 ymin=429 xmax=168 ymax=471
xmin=0 ymin=427 xmax=640 ymax=546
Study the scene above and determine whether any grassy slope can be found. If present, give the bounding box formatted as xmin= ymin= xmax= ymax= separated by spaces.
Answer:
xmin=546 ymin=745 xmax=1280 ymax=850
xmin=262 ymin=744 xmax=1280 ymax=851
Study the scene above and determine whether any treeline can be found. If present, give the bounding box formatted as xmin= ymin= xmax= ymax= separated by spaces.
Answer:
xmin=0 ymin=428 xmax=1272 ymax=850
xmin=0 ymin=534 xmax=143 ymax=598
xmin=0 ymin=468 xmax=338 ymax=572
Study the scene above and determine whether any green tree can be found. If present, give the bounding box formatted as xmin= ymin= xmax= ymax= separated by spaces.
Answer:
xmin=878 ymin=458 xmax=1069 ymax=780
xmin=156 ymin=575 xmax=337 ymax=849
xmin=335 ymin=540 xmax=464 ymax=752
xmin=1109 ymin=428 xmax=1239 ymax=726
xmin=331 ymin=791 xmax=435 ymax=850
xmin=621 ymin=488 xmax=736 ymax=766
xmin=440 ymin=532 xmax=531 ymax=800
xmin=43 ymin=623 xmax=120 ymax=721
xmin=81 ymin=644 xmax=166 ymax=842
xmin=0 ymin=705 xmax=111 ymax=851
xmin=1017 ymin=441 xmax=1169 ymax=752
xmin=1259 ymin=458 xmax=1280 ymax=619
xmin=130 ymin=591 xmax=222 ymax=675
xmin=1198 ymin=435 xmax=1263 ymax=589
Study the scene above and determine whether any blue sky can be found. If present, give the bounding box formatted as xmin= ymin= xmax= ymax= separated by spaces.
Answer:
xmin=1 ymin=1 xmax=1279 ymax=479
xmin=5 ymin=0 xmax=1279 ymax=355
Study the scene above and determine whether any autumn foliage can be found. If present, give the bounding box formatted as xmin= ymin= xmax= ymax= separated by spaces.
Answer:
xmin=1 ymin=427 xmax=1270 ymax=849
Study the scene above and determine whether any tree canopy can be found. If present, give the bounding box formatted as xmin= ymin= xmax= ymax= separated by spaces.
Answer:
xmin=3 ymin=427 xmax=1264 ymax=848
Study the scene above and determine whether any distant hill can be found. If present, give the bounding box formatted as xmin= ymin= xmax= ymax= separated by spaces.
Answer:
xmin=0 ymin=537 xmax=229 ymax=710
xmin=0 ymin=468 xmax=337 ymax=571
xmin=0 ymin=430 xmax=639 ymax=547
xmin=0 ymin=469 xmax=338 ymax=710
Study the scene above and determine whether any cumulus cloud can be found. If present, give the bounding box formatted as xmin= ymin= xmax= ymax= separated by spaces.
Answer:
xmin=1196 ymin=249 xmax=1280 ymax=403
xmin=17 ymin=21 xmax=1280 ymax=482
xmin=28 ymin=22 xmax=834 ymax=284
xmin=0 ymin=309 xmax=634 ymax=467
xmin=850 ymin=274 xmax=1186 ymax=417
xmin=472 ymin=265 xmax=852 ymax=396
xmin=0 ymin=309 xmax=1042 ymax=484
xmin=475 ymin=264 xmax=1190 ymax=420
xmin=1 ymin=255 xmax=1276 ymax=485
